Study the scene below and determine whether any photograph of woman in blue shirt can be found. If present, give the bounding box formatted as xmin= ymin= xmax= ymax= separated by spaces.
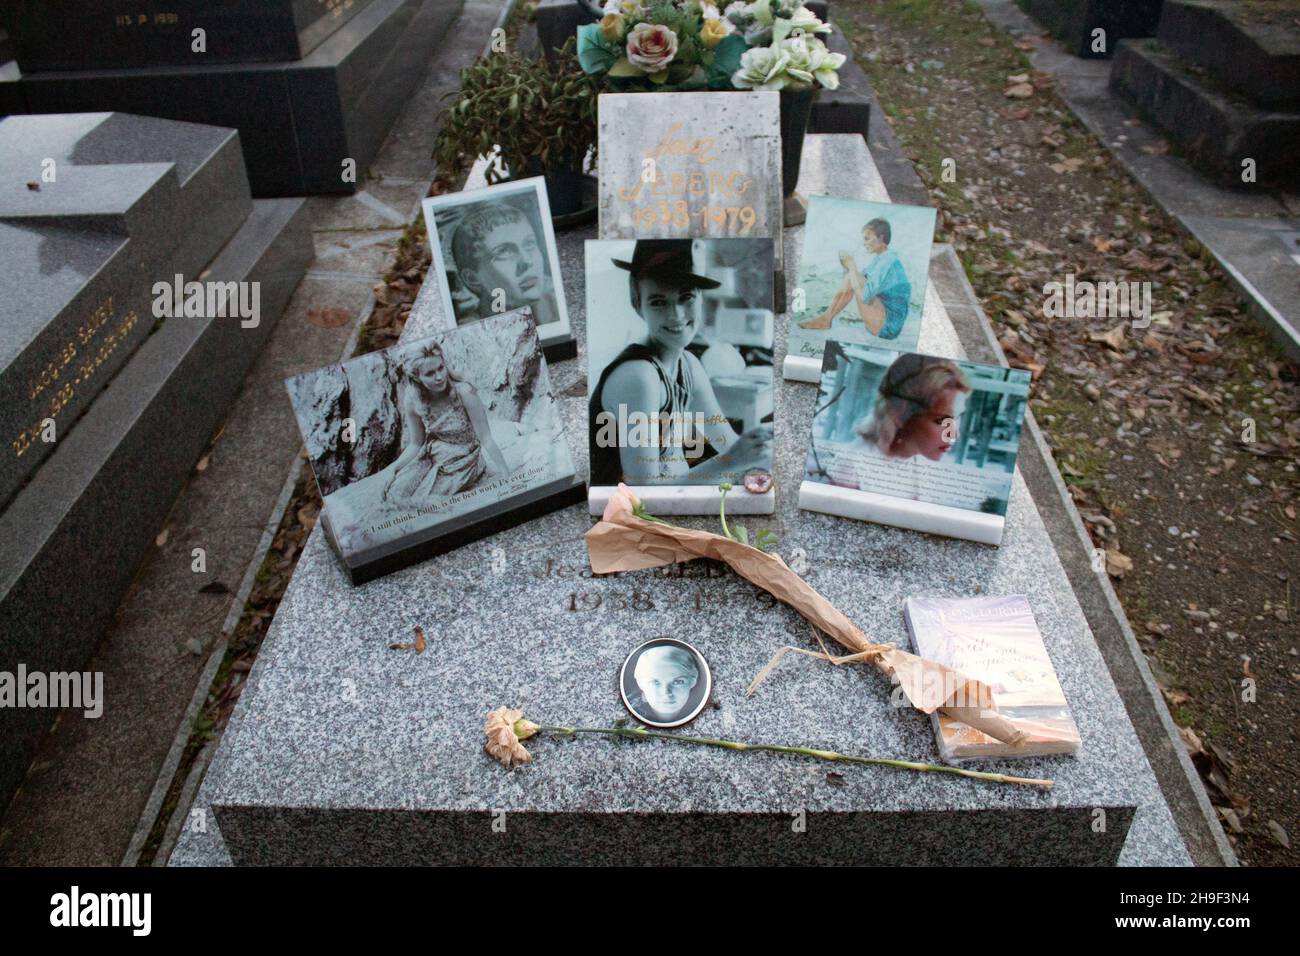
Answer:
xmin=798 ymin=217 xmax=911 ymax=340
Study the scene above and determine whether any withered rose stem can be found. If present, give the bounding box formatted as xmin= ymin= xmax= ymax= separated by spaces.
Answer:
xmin=537 ymin=725 xmax=1054 ymax=789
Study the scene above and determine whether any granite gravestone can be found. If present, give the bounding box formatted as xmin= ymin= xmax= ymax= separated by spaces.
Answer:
xmin=0 ymin=112 xmax=314 ymax=813
xmin=1 ymin=0 xmax=456 ymax=196
xmin=169 ymin=137 xmax=1190 ymax=867
xmin=7 ymin=0 xmax=377 ymax=71
xmin=597 ymin=92 xmax=785 ymax=288
xmin=0 ymin=111 xmax=250 ymax=507
xmin=1110 ymin=1 xmax=1300 ymax=189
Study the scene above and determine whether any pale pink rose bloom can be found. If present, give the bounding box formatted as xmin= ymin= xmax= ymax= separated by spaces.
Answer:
xmin=625 ymin=22 xmax=678 ymax=74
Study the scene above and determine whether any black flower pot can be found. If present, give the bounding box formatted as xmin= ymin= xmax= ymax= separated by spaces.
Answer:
xmin=779 ymin=88 xmax=816 ymax=197
xmin=521 ymin=154 xmax=587 ymax=218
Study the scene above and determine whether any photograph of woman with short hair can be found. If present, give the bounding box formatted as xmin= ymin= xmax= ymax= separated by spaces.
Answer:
xmin=788 ymin=196 xmax=936 ymax=366
xmin=620 ymin=639 xmax=712 ymax=728
xmin=804 ymin=344 xmax=1030 ymax=517
xmin=799 ymin=217 xmax=911 ymax=340
xmin=586 ymin=238 xmax=775 ymax=487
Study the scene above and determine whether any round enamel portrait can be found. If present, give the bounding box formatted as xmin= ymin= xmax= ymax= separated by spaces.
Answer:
xmin=619 ymin=637 xmax=712 ymax=729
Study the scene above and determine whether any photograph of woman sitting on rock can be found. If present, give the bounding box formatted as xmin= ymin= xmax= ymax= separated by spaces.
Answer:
xmin=318 ymin=339 xmax=512 ymax=547
xmin=380 ymin=341 xmax=509 ymax=501
xmin=798 ymin=217 xmax=912 ymax=340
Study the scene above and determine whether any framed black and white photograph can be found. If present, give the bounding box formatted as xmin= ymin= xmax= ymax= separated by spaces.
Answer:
xmin=284 ymin=312 xmax=581 ymax=583
xmin=422 ymin=177 xmax=575 ymax=360
xmin=585 ymin=237 xmax=776 ymax=515
xmin=619 ymin=638 xmax=712 ymax=729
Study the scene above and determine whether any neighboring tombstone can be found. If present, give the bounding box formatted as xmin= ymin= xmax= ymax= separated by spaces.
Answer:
xmin=3 ymin=0 xmax=455 ymax=195
xmin=6 ymin=0 xmax=379 ymax=71
xmin=0 ymin=111 xmax=251 ymax=507
xmin=0 ymin=112 xmax=313 ymax=814
xmin=597 ymin=91 xmax=784 ymax=301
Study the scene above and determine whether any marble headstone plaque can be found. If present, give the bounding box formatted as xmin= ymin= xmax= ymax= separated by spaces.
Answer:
xmin=597 ymin=92 xmax=784 ymax=276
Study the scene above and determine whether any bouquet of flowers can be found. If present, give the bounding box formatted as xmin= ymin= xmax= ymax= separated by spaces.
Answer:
xmin=577 ymin=0 xmax=845 ymax=93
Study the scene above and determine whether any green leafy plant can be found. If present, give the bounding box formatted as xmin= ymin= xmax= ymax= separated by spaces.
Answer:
xmin=432 ymin=39 xmax=600 ymax=185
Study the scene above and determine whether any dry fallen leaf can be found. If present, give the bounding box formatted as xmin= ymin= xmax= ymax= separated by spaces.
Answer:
xmin=1268 ymin=819 xmax=1291 ymax=849
xmin=1050 ymin=157 xmax=1085 ymax=173
xmin=1004 ymin=82 xmax=1034 ymax=99
xmin=1089 ymin=324 xmax=1128 ymax=352
xmin=306 ymin=307 xmax=353 ymax=329
xmin=389 ymin=625 xmax=427 ymax=653
xmin=1105 ymin=548 xmax=1133 ymax=578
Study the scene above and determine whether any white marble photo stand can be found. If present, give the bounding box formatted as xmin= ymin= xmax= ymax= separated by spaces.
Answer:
xmin=588 ymin=482 xmax=775 ymax=516
xmin=797 ymin=480 xmax=1004 ymax=545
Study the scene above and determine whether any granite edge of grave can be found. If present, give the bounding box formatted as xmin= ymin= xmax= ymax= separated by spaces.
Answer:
xmin=183 ymin=140 xmax=1190 ymax=868
xmin=0 ymin=197 xmax=313 ymax=810
xmin=152 ymin=0 xmax=508 ymax=867
xmin=5 ymin=0 xmax=461 ymax=197
xmin=0 ymin=113 xmax=252 ymax=507
xmin=834 ymin=24 xmax=1227 ymax=862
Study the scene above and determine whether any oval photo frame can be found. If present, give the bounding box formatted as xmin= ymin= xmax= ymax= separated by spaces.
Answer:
xmin=619 ymin=637 xmax=712 ymax=729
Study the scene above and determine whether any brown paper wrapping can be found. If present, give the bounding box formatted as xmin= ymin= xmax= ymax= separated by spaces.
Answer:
xmin=585 ymin=509 xmax=1027 ymax=747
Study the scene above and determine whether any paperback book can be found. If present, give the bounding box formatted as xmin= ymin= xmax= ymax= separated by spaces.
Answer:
xmin=904 ymin=595 xmax=1081 ymax=762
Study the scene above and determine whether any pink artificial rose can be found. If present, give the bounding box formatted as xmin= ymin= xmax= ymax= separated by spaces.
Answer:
xmin=601 ymin=482 xmax=641 ymax=522
xmin=626 ymin=22 xmax=678 ymax=74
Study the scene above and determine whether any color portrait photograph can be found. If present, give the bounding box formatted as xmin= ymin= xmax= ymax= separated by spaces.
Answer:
xmin=789 ymin=196 xmax=936 ymax=364
xmin=804 ymin=342 xmax=1031 ymax=517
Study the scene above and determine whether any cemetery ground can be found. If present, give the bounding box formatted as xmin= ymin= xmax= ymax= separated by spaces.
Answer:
xmin=9 ymin=0 xmax=1286 ymax=868
xmin=838 ymin=0 xmax=1299 ymax=865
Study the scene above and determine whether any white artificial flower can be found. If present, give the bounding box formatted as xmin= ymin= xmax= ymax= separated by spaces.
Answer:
xmin=732 ymin=45 xmax=791 ymax=91
xmin=723 ymin=0 xmax=749 ymax=22
xmin=776 ymin=35 xmax=844 ymax=89
xmin=785 ymin=5 xmax=831 ymax=35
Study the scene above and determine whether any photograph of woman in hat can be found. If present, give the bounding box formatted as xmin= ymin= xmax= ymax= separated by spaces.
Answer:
xmin=587 ymin=239 xmax=774 ymax=486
